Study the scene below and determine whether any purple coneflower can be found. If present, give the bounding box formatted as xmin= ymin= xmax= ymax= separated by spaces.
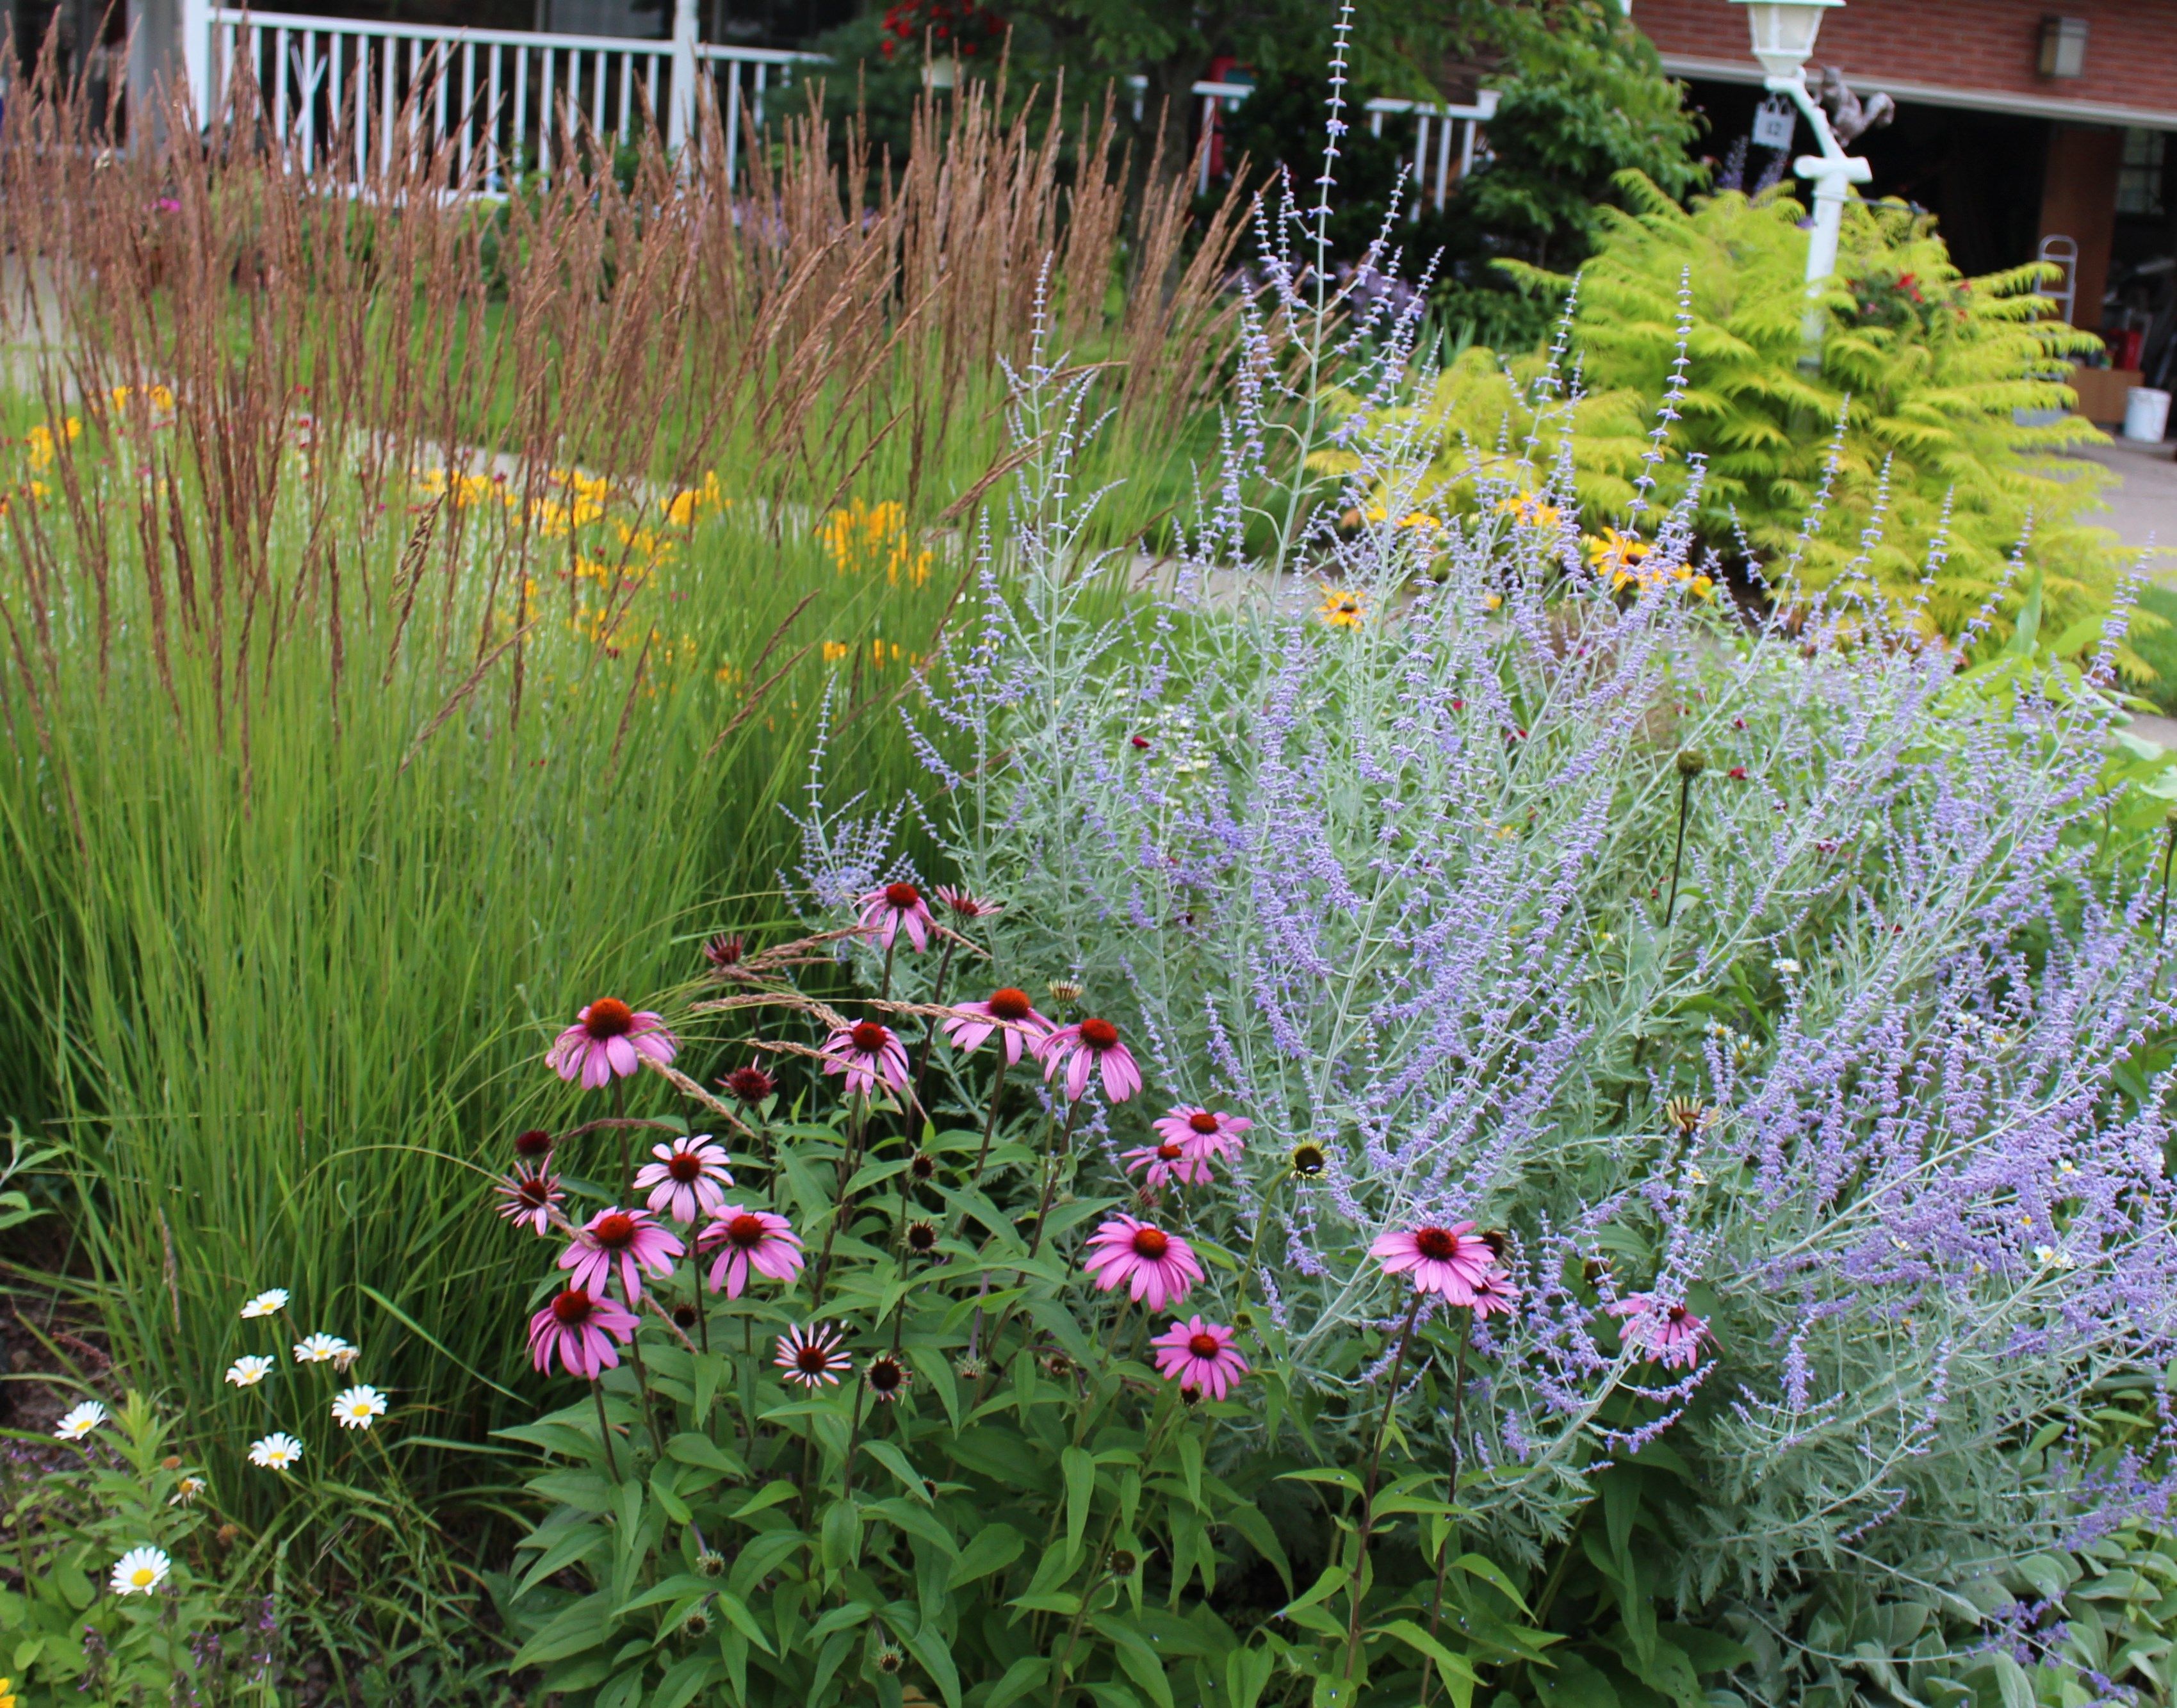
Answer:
xmin=775 ymin=1322 xmax=852 ymax=1388
xmin=633 ymin=1135 xmax=733 ymax=1224
xmin=1152 ymin=1105 xmax=1252 ymax=1163
xmin=865 ymin=1353 xmax=910 ymax=1403
xmin=701 ymin=932 xmax=747 ymax=972
xmin=943 ymin=987 xmax=1054 ymax=1063
xmin=1467 ymin=1267 xmax=1521 ymax=1319
xmin=821 ymin=1019 xmax=910 ymax=1098
xmin=857 ymin=882 xmax=934 ymax=951
xmin=559 ymin=1207 xmax=683 ymax=1305
xmin=721 ymin=1063 xmax=776 ymax=1105
xmin=1371 ymin=1221 xmax=1496 ymax=1302
xmin=528 ymin=1287 xmax=639 ymax=1378
xmin=494 ymin=1168 xmax=564 ymax=1235
xmin=1150 ymin=1317 xmax=1249 ymax=1400
xmin=547 ymin=998 xmax=677 ymax=1088
xmin=513 ymin=1128 xmax=554 ymax=1162
xmin=1082 ymin=1216 xmax=1202 ymax=1311
xmin=1608 ymin=1294 xmax=1709 ymax=1370
xmin=698 ymin=1205 xmax=805 ymax=1297
xmin=1120 ymin=1141 xmax=1214 ymax=1191
xmin=933 ymin=885 xmax=1002 ymax=922
xmin=1040 ymin=1017 xmax=1143 ymax=1103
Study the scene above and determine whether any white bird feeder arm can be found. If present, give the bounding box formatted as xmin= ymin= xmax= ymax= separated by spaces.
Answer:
xmin=1776 ymin=73 xmax=1871 ymax=289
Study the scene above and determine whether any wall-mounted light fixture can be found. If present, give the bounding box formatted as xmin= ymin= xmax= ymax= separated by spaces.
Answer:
xmin=2039 ymin=16 xmax=2089 ymax=79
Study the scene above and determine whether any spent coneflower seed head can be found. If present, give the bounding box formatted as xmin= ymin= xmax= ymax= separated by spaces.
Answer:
xmin=909 ymin=1150 xmax=937 ymax=1182
xmin=722 ymin=1064 xmax=775 ymax=1105
xmin=865 ymin=1353 xmax=909 ymax=1402
xmin=701 ymin=931 xmax=747 ymax=970
xmin=1047 ymin=979 xmax=1083 ymax=1005
xmin=513 ymin=1128 xmax=553 ymax=1159
xmin=1676 ymin=747 xmax=1707 ymax=779
xmin=874 ymin=1646 xmax=906 ymax=1675
xmin=1665 ymin=1095 xmax=1711 ymax=1137
xmin=905 ymin=1218 xmax=938 ymax=1255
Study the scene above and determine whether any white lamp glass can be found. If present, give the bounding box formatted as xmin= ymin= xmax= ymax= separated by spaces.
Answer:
xmin=1732 ymin=0 xmax=1845 ymax=80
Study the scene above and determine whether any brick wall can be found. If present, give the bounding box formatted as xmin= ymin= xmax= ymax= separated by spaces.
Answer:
xmin=1636 ymin=0 xmax=2177 ymax=114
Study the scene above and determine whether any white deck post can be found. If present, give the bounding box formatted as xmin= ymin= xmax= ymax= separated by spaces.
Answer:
xmin=181 ymin=0 xmax=214 ymax=127
xmin=667 ymin=0 xmax=698 ymax=153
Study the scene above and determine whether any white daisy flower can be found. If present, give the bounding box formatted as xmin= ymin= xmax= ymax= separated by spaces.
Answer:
xmin=54 ymin=1400 xmax=107 ymax=1441
xmin=225 ymin=1356 xmax=273 ymax=1388
xmin=171 ymin=1475 xmax=207 ymax=1505
xmin=240 ymin=1289 xmax=289 ymax=1319
xmin=110 ymin=1545 xmax=171 ymax=1595
xmin=292 ymin=1334 xmax=354 ymax=1365
xmin=1773 ymin=957 xmax=1802 ymax=975
xmin=330 ymin=1343 xmax=361 ymax=1373
xmin=330 ymin=1385 xmax=389 ymax=1430
xmin=248 ymin=1432 xmax=304 ymax=1471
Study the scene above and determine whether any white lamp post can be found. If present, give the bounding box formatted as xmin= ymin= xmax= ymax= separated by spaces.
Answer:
xmin=1732 ymin=0 xmax=1871 ymax=298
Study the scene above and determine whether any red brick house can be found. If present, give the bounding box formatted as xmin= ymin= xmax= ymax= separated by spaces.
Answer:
xmin=1633 ymin=0 xmax=2177 ymax=396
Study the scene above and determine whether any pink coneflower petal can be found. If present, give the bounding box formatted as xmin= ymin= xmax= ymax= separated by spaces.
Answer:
xmin=528 ymin=1287 xmax=639 ymax=1379
xmin=1080 ymin=1216 xmax=1202 ymax=1312
xmin=933 ymin=885 xmax=1002 ymax=922
xmin=820 ymin=1019 xmax=911 ymax=1098
xmin=1467 ymin=1266 xmax=1520 ymax=1319
xmin=632 ymin=1135 xmax=734 ymax=1224
xmin=547 ymin=998 xmax=678 ymax=1087
xmin=494 ymin=1168 xmax=564 ymax=1235
xmin=1150 ymin=1316 xmax=1250 ymax=1400
xmin=775 ymin=1321 xmax=853 ymax=1387
xmin=1040 ymin=1017 xmax=1141 ymax=1105
xmin=942 ymin=988 xmax=1055 ymax=1064
xmin=559 ymin=1207 xmax=683 ymax=1305
xmin=1120 ymin=1141 xmax=1215 ymax=1190
xmin=1370 ymin=1221 xmax=1494 ymax=1302
xmin=856 ymin=882 xmax=936 ymax=952
xmin=1608 ymin=1294 xmax=1708 ymax=1369
xmin=697 ymin=1205 xmax=805 ymax=1297
xmin=1151 ymin=1106 xmax=1252 ymax=1164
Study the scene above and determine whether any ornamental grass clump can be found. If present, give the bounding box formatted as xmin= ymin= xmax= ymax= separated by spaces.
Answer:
xmin=775 ymin=111 xmax=2177 ymax=1698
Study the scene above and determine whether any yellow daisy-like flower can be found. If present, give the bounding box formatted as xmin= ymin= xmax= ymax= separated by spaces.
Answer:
xmin=821 ymin=640 xmax=851 ymax=663
xmin=1 ymin=1671 xmax=18 ymax=1708
xmin=1586 ymin=527 xmax=1651 ymax=587
xmin=1316 ymin=586 xmax=1366 ymax=630
xmin=1496 ymin=489 xmax=1562 ymax=530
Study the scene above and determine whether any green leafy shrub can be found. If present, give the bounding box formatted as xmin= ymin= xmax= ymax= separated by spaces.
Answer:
xmin=1366 ymin=178 xmax=2138 ymax=671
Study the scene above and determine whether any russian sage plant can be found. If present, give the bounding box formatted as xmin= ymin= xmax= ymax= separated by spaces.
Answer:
xmin=796 ymin=110 xmax=2177 ymax=1642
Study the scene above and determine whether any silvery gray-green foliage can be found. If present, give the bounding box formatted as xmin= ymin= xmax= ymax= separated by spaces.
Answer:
xmin=793 ymin=205 xmax=2177 ymax=1620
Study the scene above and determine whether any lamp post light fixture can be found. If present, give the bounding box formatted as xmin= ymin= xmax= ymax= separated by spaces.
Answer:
xmin=1731 ymin=0 xmax=1871 ymax=316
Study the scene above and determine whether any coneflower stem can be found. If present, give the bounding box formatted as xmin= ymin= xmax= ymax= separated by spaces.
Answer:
xmin=810 ymin=1094 xmax=870 ymax=1305
xmin=840 ymin=1372 xmax=872 ymax=1503
xmin=879 ymin=934 xmax=899 ymax=1004
xmin=2158 ymin=821 xmax=2176 ymax=950
xmin=1025 ymin=1099 xmax=1084 ymax=1262
xmin=911 ymin=934 xmax=960 ymax=1110
xmin=970 ymin=1052 xmax=1009 ymax=1192
xmin=1345 ymin=1292 xmax=1426 ymax=1684
xmin=1663 ymin=772 xmax=1695 ymax=930
xmin=688 ymin=1244 xmax=710 ymax=1354
xmin=1418 ymin=1317 xmax=1473 ymax=1708
xmin=612 ymin=1078 xmax=632 ymax=1201
xmin=590 ymin=1379 xmax=620 ymax=1481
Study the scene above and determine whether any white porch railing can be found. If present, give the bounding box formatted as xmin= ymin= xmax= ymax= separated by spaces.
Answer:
xmin=177 ymin=2 xmax=1496 ymax=207
xmin=191 ymin=0 xmax=818 ymax=188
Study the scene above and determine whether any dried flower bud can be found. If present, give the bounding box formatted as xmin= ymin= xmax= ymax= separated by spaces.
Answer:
xmin=160 ymin=1454 xmax=183 ymax=1471
xmin=513 ymin=1128 xmax=553 ymax=1160
xmin=874 ymin=1645 xmax=906 ymax=1675
xmin=904 ymin=1219 xmax=939 ymax=1255
xmin=1047 ymin=979 xmax=1084 ymax=1006
xmin=1107 ymin=1549 xmax=1138 ymax=1577
xmin=215 ymin=1524 xmax=241 ymax=1549
xmin=680 ymin=1607 xmax=713 ymax=1638
xmin=695 ymin=1549 xmax=726 ymax=1578
xmin=955 ymin=1354 xmax=987 ymax=1383
xmin=671 ymin=1302 xmax=699 ymax=1330
xmin=908 ymin=1150 xmax=938 ymax=1182
xmin=1676 ymin=747 xmax=1707 ymax=778
xmin=702 ymin=932 xmax=747 ymax=970
xmin=722 ymin=1064 xmax=776 ymax=1105
xmin=1664 ymin=1096 xmax=1711 ymax=1137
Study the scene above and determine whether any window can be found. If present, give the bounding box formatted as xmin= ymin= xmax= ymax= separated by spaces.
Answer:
xmin=2117 ymin=127 xmax=2165 ymax=218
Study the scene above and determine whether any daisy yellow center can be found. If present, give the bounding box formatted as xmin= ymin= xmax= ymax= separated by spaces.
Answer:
xmin=1414 ymin=1226 xmax=1459 ymax=1261
xmin=1130 ymin=1226 xmax=1170 ymax=1260
xmin=131 ymin=1568 xmax=158 ymax=1587
xmin=1187 ymin=1332 xmax=1221 ymax=1360
xmin=850 ymin=1021 xmax=889 ymax=1053
xmin=1187 ymin=1110 xmax=1219 ymax=1135
xmin=1079 ymin=1018 xmax=1119 ymax=1052
xmin=988 ymin=987 xmax=1033 ymax=1021
xmin=667 ymin=1152 xmax=705 ymax=1182
xmin=725 ymin=1213 xmax=769 ymax=1249
xmin=592 ymin=1212 xmax=637 ymax=1249
xmin=583 ymin=998 xmax=635 ymax=1039
xmin=883 ymin=882 xmax=922 ymax=909
xmin=551 ymin=1290 xmax=594 ymax=1326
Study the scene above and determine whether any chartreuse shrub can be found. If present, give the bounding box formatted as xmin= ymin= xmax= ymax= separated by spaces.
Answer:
xmin=1330 ymin=177 xmax=2139 ymax=672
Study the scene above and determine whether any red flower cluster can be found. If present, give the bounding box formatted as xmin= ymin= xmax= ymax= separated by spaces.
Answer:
xmin=879 ymin=0 xmax=1003 ymax=60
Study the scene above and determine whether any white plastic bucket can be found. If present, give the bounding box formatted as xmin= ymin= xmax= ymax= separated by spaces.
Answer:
xmin=2124 ymin=386 xmax=2171 ymax=443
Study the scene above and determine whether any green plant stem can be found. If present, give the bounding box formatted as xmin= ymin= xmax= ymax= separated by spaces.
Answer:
xmin=1025 ymin=1098 xmax=1084 ymax=1262
xmin=910 ymin=932 xmax=959 ymax=1108
xmin=839 ymin=1371 xmax=872 ymax=1502
xmin=591 ymin=1379 xmax=620 ymax=1482
xmin=689 ymin=1240 xmax=711 ymax=1353
xmin=1344 ymin=1292 xmax=1426 ymax=1684
xmin=809 ymin=1095 xmax=871 ymax=1305
xmin=612 ymin=1078 xmax=632 ymax=1202
xmin=2158 ymin=823 xmax=2176 ymax=952
xmin=1663 ymin=771 xmax=1694 ymax=930
xmin=1419 ymin=1316 xmax=1474 ymax=1708
xmin=969 ymin=1050 xmax=1009 ymax=1193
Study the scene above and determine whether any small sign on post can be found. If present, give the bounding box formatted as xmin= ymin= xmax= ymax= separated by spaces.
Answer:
xmin=1751 ymin=95 xmax=1797 ymax=151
